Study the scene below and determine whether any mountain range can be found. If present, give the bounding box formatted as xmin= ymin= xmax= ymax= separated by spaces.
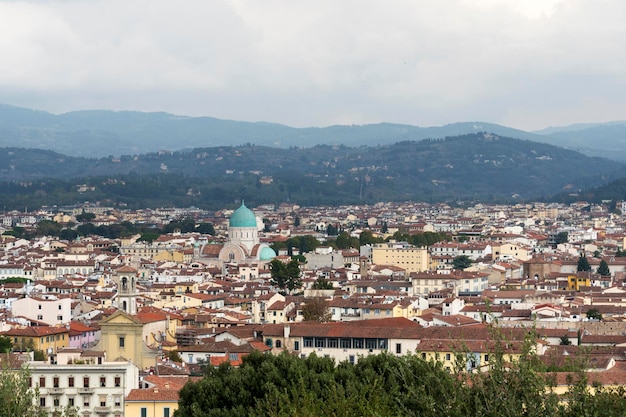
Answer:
xmin=1 ymin=103 xmax=626 ymax=160
xmin=0 ymin=132 xmax=624 ymax=210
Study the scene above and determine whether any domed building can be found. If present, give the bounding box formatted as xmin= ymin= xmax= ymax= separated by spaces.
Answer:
xmin=201 ymin=202 xmax=276 ymax=265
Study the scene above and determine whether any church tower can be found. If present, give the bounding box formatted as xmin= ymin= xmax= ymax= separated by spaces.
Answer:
xmin=114 ymin=265 xmax=138 ymax=315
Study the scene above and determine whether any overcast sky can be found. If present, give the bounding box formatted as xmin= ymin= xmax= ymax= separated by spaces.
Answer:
xmin=0 ymin=0 xmax=624 ymax=131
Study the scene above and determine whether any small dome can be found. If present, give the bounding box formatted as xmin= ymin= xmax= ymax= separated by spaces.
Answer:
xmin=259 ymin=246 xmax=277 ymax=261
xmin=229 ymin=202 xmax=258 ymax=228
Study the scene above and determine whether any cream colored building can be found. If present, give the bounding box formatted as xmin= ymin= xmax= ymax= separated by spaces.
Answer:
xmin=30 ymin=357 xmax=139 ymax=417
xmin=370 ymin=242 xmax=430 ymax=274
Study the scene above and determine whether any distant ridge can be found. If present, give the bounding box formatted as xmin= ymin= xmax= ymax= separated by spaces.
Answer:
xmin=0 ymin=132 xmax=622 ymax=210
xmin=1 ymin=103 xmax=626 ymax=160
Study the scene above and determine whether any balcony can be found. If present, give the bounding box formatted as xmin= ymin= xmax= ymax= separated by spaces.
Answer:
xmin=48 ymin=387 xmax=64 ymax=395
xmin=78 ymin=387 xmax=94 ymax=394
xmin=94 ymin=406 xmax=111 ymax=414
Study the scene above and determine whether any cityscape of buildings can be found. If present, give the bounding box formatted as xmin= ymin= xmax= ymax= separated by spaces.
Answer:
xmin=3 ymin=199 xmax=626 ymax=416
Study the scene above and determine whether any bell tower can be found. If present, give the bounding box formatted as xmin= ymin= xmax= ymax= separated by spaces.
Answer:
xmin=114 ymin=265 xmax=138 ymax=315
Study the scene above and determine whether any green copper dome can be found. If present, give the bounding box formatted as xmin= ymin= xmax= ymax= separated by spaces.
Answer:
xmin=229 ymin=202 xmax=257 ymax=228
xmin=259 ymin=246 xmax=277 ymax=261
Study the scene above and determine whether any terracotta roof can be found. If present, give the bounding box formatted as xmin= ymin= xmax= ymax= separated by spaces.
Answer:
xmin=126 ymin=388 xmax=179 ymax=402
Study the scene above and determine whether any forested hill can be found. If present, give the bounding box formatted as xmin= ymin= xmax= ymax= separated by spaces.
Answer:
xmin=0 ymin=133 xmax=623 ymax=210
xmin=3 ymin=103 xmax=626 ymax=160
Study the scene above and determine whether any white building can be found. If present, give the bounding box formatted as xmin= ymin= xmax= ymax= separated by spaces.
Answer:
xmin=11 ymin=295 xmax=73 ymax=325
xmin=29 ymin=355 xmax=139 ymax=417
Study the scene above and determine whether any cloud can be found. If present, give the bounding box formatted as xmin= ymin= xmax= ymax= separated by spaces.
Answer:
xmin=0 ymin=0 xmax=624 ymax=130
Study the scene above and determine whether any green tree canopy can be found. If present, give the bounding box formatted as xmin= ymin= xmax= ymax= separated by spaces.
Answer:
xmin=586 ymin=308 xmax=602 ymax=321
xmin=269 ymin=259 xmax=302 ymax=294
xmin=597 ymin=259 xmax=610 ymax=276
xmin=75 ymin=212 xmax=96 ymax=223
xmin=452 ymin=255 xmax=472 ymax=270
xmin=0 ymin=336 xmax=11 ymax=353
xmin=301 ymin=297 xmax=332 ymax=322
xmin=577 ymin=254 xmax=592 ymax=272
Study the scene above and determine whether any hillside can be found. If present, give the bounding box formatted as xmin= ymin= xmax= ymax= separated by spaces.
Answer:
xmin=0 ymin=133 xmax=622 ymax=210
xmin=3 ymin=103 xmax=626 ymax=160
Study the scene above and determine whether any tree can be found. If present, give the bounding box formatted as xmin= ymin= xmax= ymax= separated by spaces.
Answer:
xmin=166 ymin=350 xmax=183 ymax=363
xmin=269 ymin=259 xmax=302 ymax=294
xmin=0 ymin=361 xmax=78 ymax=417
xmin=597 ymin=259 xmax=610 ymax=276
xmin=554 ymin=231 xmax=569 ymax=245
xmin=559 ymin=335 xmax=572 ymax=345
xmin=196 ymin=222 xmax=215 ymax=235
xmin=35 ymin=220 xmax=62 ymax=237
xmin=0 ymin=336 xmax=11 ymax=353
xmin=75 ymin=212 xmax=96 ymax=223
xmin=452 ymin=255 xmax=472 ymax=270
xmin=586 ymin=308 xmax=602 ymax=321
xmin=359 ymin=230 xmax=383 ymax=246
xmin=311 ymin=277 xmax=333 ymax=290
xmin=577 ymin=254 xmax=591 ymax=272
xmin=138 ymin=232 xmax=160 ymax=243
xmin=302 ymin=297 xmax=332 ymax=322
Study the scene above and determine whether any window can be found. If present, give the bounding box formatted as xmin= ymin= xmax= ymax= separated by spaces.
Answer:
xmin=68 ymin=397 xmax=74 ymax=407
xmin=303 ymin=337 xmax=313 ymax=348
xmin=39 ymin=377 xmax=46 ymax=387
xmin=294 ymin=341 xmax=300 ymax=351
xmin=39 ymin=397 xmax=46 ymax=407
xmin=100 ymin=377 xmax=106 ymax=387
xmin=265 ymin=338 xmax=273 ymax=347
xmin=68 ymin=377 xmax=74 ymax=387
xmin=484 ymin=354 xmax=489 ymax=362
xmin=396 ymin=343 xmax=402 ymax=354
xmin=57 ymin=315 xmax=63 ymax=321
xmin=141 ymin=407 xmax=148 ymax=417
xmin=340 ymin=338 xmax=351 ymax=349
xmin=83 ymin=377 xmax=90 ymax=388
xmin=119 ymin=336 xmax=125 ymax=348
xmin=314 ymin=338 xmax=326 ymax=348
xmin=53 ymin=377 xmax=59 ymax=387
xmin=83 ymin=397 xmax=90 ymax=407
xmin=114 ymin=396 xmax=121 ymax=407
xmin=229 ymin=353 xmax=238 ymax=362
xmin=38 ymin=304 xmax=42 ymax=310
xmin=349 ymin=355 xmax=355 ymax=364
xmin=100 ymin=396 xmax=107 ymax=406
xmin=53 ymin=398 xmax=60 ymax=407
xmin=58 ymin=305 xmax=62 ymax=310
xmin=114 ymin=377 xmax=121 ymax=387
xmin=164 ymin=408 xmax=170 ymax=417
xmin=275 ymin=340 xmax=282 ymax=348
xmin=445 ymin=353 xmax=451 ymax=361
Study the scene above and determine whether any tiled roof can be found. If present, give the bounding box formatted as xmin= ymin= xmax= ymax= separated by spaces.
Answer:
xmin=126 ymin=388 xmax=179 ymax=402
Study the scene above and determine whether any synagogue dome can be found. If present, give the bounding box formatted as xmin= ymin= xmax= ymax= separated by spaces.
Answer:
xmin=259 ymin=246 xmax=277 ymax=261
xmin=229 ymin=202 xmax=258 ymax=228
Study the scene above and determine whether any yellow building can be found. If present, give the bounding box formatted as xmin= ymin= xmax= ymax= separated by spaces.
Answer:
xmin=370 ymin=242 xmax=430 ymax=274
xmin=1 ymin=325 xmax=69 ymax=356
xmin=125 ymin=386 xmax=179 ymax=417
xmin=568 ymin=273 xmax=591 ymax=291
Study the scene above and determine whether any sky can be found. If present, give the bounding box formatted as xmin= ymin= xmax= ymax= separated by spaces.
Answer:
xmin=0 ymin=0 xmax=625 ymax=131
